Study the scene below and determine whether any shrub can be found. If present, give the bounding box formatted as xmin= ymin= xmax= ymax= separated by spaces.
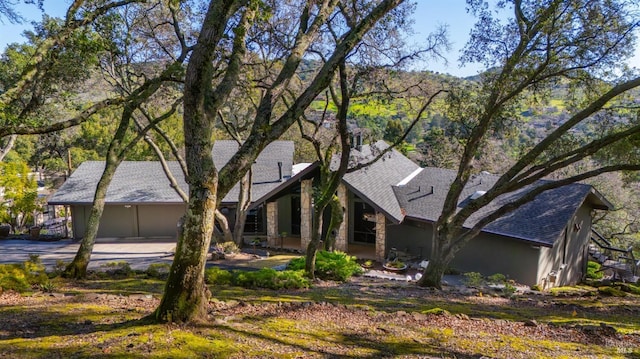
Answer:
xmin=100 ymin=261 xmax=134 ymax=278
xmin=287 ymin=251 xmax=363 ymax=282
xmin=146 ymin=263 xmax=171 ymax=279
xmin=586 ymin=261 xmax=604 ymax=280
xmin=213 ymin=241 xmax=240 ymax=254
xmin=0 ymin=258 xmax=48 ymax=293
xmin=462 ymin=272 xmax=485 ymax=287
xmin=205 ymin=267 xmax=310 ymax=289
xmin=205 ymin=267 xmax=234 ymax=286
xmin=487 ymin=273 xmax=506 ymax=285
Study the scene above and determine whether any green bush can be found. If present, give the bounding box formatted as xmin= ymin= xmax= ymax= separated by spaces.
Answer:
xmin=100 ymin=261 xmax=134 ymax=278
xmin=487 ymin=273 xmax=506 ymax=285
xmin=287 ymin=251 xmax=363 ymax=281
xmin=462 ymin=272 xmax=485 ymax=287
xmin=205 ymin=267 xmax=310 ymax=289
xmin=205 ymin=267 xmax=234 ymax=285
xmin=586 ymin=261 xmax=604 ymax=280
xmin=146 ymin=263 xmax=171 ymax=279
xmin=213 ymin=241 xmax=240 ymax=254
xmin=0 ymin=258 xmax=48 ymax=293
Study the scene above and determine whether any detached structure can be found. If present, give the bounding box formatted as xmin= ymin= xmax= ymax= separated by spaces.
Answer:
xmin=49 ymin=139 xmax=612 ymax=287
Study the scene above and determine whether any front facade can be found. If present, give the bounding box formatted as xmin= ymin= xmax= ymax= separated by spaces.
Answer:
xmin=49 ymin=139 xmax=610 ymax=287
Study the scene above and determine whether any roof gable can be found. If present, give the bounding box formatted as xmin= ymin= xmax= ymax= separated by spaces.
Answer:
xmin=394 ymin=168 xmax=602 ymax=246
xmin=341 ymin=141 xmax=420 ymax=223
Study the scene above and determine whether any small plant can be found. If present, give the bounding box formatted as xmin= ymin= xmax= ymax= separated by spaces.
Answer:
xmin=288 ymin=251 xmax=363 ymax=281
xmin=28 ymin=254 xmax=41 ymax=264
xmin=462 ymin=272 xmax=485 ymax=287
xmin=362 ymin=260 xmax=374 ymax=268
xmin=586 ymin=261 xmax=604 ymax=280
xmin=37 ymin=280 xmax=57 ymax=293
xmin=214 ymin=241 xmax=240 ymax=254
xmin=101 ymin=261 xmax=133 ymax=278
xmin=503 ymin=281 xmax=517 ymax=296
xmin=204 ymin=267 xmax=310 ymax=289
xmin=384 ymin=260 xmax=406 ymax=269
xmin=487 ymin=273 xmax=506 ymax=284
xmin=146 ymin=263 xmax=171 ymax=279
xmin=530 ymin=284 xmax=543 ymax=292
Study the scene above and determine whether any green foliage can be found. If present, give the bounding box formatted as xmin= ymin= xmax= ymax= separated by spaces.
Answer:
xmin=205 ymin=267 xmax=310 ymax=289
xmin=205 ymin=267 xmax=234 ymax=286
xmin=0 ymin=160 xmax=42 ymax=231
xmin=288 ymin=251 xmax=363 ymax=282
xmin=100 ymin=261 xmax=134 ymax=278
xmin=487 ymin=273 xmax=506 ymax=284
xmin=146 ymin=263 xmax=171 ymax=279
xmin=0 ymin=258 xmax=48 ymax=292
xmin=462 ymin=272 xmax=485 ymax=287
xmin=598 ymin=286 xmax=627 ymax=297
xmin=213 ymin=241 xmax=240 ymax=254
xmin=586 ymin=261 xmax=604 ymax=280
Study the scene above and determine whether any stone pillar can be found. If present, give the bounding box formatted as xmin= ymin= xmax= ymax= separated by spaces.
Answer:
xmin=335 ymin=183 xmax=348 ymax=252
xmin=266 ymin=201 xmax=278 ymax=247
xmin=375 ymin=212 xmax=386 ymax=262
xmin=300 ymin=179 xmax=313 ymax=251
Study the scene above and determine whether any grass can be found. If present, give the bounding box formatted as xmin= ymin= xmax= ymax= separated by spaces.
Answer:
xmin=1 ymin=270 xmax=639 ymax=358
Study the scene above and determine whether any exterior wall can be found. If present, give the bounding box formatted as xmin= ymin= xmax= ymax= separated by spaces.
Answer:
xmin=335 ymin=183 xmax=348 ymax=251
xmin=537 ymin=205 xmax=592 ymax=288
xmin=386 ymin=219 xmax=541 ymax=286
xmin=386 ymin=220 xmax=432 ymax=260
xmin=452 ymin=233 xmax=541 ymax=286
xmin=266 ymin=201 xmax=278 ymax=247
xmin=137 ymin=204 xmax=185 ymax=237
xmin=300 ymin=179 xmax=313 ymax=250
xmin=70 ymin=205 xmax=88 ymax=240
xmin=375 ymin=213 xmax=386 ymax=262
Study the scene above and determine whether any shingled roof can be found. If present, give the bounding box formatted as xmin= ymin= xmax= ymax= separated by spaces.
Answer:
xmin=393 ymin=168 xmax=611 ymax=247
xmin=48 ymin=161 xmax=187 ymax=205
xmin=49 ymin=140 xmax=294 ymax=206
xmin=341 ymin=140 xmax=420 ymax=223
xmin=213 ymin=140 xmax=294 ymax=204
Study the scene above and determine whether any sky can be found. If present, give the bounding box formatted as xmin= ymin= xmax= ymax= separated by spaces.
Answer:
xmin=1 ymin=1 xmax=639 ymax=78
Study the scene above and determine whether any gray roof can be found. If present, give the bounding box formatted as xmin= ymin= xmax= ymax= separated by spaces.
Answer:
xmin=213 ymin=140 xmax=294 ymax=204
xmin=49 ymin=140 xmax=294 ymax=206
xmin=48 ymin=161 xmax=187 ymax=205
xmin=341 ymin=141 xmax=420 ymax=223
xmin=393 ymin=168 xmax=610 ymax=247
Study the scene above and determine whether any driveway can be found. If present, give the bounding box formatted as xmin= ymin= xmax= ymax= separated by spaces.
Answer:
xmin=0 ymin=238 xmax=176 ymax=271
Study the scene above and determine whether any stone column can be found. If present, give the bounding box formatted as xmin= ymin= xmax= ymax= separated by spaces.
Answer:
xmin=375 ymin=212 xmax=386 ymax=262
xmin=335 ymin=183 xmax=348 ymax=252
xmin=266 ymin=201 xmax=278 ymax=247
xmin=300 ymin=179 xmax=313 ymax=251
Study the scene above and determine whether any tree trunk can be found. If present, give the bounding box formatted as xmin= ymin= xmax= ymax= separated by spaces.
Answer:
xmin=232 ymin=170 xmax=251 ymax=246
xmin=155 ymin=184 xmax=216 ymax=322
xmin=417 ymin=253 xmax=449 ymax=289
xmin=63 ymin=158 xmax=120 ymax=278
xmin=305 ymin=206 xmax=324 ymax=280
xmin=323 ymin=195 xmax=343 ymax=251
xmin=214 ymin=210 xmax=233 ymax=243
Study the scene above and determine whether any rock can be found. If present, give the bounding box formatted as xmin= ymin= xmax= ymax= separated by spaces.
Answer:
xmin=524 ymin=319 xmax=538 ymax=327
xmin=455 ymin=313 xmax=470 ymax=320
xmin=599 ymin=323 xmax=617 ymax=336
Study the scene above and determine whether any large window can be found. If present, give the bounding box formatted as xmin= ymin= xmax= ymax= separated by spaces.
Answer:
xmin=353 ymin=200 xmax=376 ymax=244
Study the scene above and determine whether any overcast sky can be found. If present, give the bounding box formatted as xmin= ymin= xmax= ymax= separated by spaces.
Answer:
xmin=1 ymin=1 xmax=639 ymax=77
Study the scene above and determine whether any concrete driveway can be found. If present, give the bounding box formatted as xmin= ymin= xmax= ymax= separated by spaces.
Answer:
xmin=0 ymin=238 xmax=177 ymax=271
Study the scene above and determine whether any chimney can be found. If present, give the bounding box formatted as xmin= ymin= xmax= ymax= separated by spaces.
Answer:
xmin=278 ymin=161 xmax=283 ymax=181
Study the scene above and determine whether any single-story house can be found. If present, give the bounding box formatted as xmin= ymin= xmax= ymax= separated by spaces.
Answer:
xmin=49 ymin=139 xmax=611 ymax=287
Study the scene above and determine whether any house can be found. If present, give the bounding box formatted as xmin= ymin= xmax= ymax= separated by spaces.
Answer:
xmin=49 ymin=139 xmax=611 ymax=287
xmin=254 ymin=140 xmax=612 ymax=287
xmin=47 ymin=141 xmax=295 ymax=239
